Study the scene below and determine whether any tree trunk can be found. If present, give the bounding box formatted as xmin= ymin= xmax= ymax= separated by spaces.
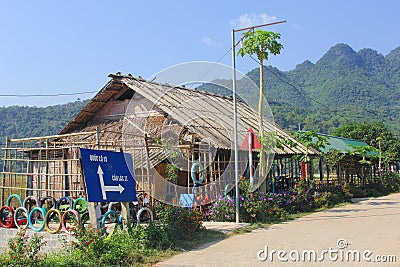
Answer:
xmin=258 ymin=59 xmax=266 ymax=184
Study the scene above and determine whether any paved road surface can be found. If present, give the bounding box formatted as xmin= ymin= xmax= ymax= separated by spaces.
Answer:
xmin=157 ymin=193 xmax=400 ymax=267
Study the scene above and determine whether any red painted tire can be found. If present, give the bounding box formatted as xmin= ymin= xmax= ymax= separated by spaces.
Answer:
xmin=0 ymin=205 xmax=15 ymax=228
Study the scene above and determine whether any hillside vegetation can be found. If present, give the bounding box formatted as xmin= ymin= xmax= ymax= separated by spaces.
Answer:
xmin=0 ymin=100 xmax=87 ymax=144
xmin=203 ymin=43 xmax=400 ymax=135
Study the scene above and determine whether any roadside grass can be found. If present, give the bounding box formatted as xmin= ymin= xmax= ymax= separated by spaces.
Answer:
xmin=231 ymin=200 xmax=352 ymax=235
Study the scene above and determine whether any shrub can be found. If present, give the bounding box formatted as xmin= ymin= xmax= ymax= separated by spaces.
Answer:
xmin=1 ymin=230 xmax=46 ymax=267
xmin=130 ymin=222 xmax=170 ymax=250
xmin=208 ymin=177 xmax=355 ymax=223
xmin=42 ymin=225 xmax=145 ymax=267
xmin=208 ymin=196 xmax=237 ymax=222
xmin=155 ymin=203 xmax=204 ymax=244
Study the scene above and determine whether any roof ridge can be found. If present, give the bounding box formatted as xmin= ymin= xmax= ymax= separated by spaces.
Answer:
xmin=110 ymin=72 xmax=235 ymax=101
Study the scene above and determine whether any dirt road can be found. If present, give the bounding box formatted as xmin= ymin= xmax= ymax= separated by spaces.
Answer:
xmin=157 ymin=193 xmax=400 ymax=267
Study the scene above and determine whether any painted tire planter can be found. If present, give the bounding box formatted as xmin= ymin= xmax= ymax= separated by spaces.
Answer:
xmin=80 ymin=211 xmax=90 ymax=226
xmin=6 ymin=194 xmax=23 ymax=208
xmin=44 ymin=208 xmax=62 ymax=234
xmin=39 ymin=196 xmax=56 ymax=210
xmin=55 ymin=196 xmax=73 ymax=211
xmin=72 ymin=198 xmax=88 ymax=214
xmin=223 ymin=184 xmax=231 ymax=197
xmin=266 ymin=179 xmax=274 ymax=193
xmin=101 ymin=209 xmax=119 ymax=228
xmin=62 ymin=209 xmax=81 ymax=234
xmin=136 ymin=207 xmax=153 ymax=226
xmin=101 ymin=210 xmax=120 ymax=235
xmin=107 ymin=202 xmax=119 ymax=223
xmin=28 ymin=207 xmax=46 ymax=232
xmin=191 ymin=162 xmax=204 ymax=184
xmin=195 ymin=194 xmax=209 ymax=205
xmin=23 ymin=196 xmax=38 ymax=212
xmin=14 ymin=207 xmax=29 ymax=230
xmin=192 ymin=184 xmax=208 ymax=205
xmin=191 ymin=183 xmax=200 ymax=194
xmin=0 ymin=205 xmax=15 ymax=228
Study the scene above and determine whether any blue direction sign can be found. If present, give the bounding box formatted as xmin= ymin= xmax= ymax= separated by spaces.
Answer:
xmin=80 ymin=148 xmax=137 ymax=202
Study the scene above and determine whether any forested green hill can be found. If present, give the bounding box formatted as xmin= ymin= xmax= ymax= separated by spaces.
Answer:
xmin=0 ymin=100 xmax=88 ymax=144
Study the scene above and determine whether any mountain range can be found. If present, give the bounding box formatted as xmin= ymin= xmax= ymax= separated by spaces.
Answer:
xmin=263 ymin=43 xmax=400 ymax=134
xmin=0 ymin=43 xmax=399 ymax=146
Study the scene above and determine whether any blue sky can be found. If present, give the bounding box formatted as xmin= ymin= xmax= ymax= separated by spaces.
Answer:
xmin=0 ymin=0 xmax=399 ymax=106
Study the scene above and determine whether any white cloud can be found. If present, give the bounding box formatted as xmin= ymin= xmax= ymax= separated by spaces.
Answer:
xmin=202 ymin=37 xmax=221 ymax=47
xmin=230 ymin=13 xmax=277 ymax=29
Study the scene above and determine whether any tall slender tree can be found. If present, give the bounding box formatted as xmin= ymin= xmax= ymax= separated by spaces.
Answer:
xmin=238 ymin=30 xmax=283 ymax=179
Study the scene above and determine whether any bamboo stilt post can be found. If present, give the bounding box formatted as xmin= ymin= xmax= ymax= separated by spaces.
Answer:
xmin=187 ymin=147 xmax=190 ymax=193
xmin=1 ymin=137 xmax=9 ymax=204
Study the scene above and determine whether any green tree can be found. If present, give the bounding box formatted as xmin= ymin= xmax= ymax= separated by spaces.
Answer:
xmin=238 ymin=30 xmax=283 ymax=178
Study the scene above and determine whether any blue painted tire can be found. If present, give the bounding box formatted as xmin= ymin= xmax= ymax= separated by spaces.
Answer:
xmin=191 ymin=162 xmax=204 ymax=184
xmin=55 ymin=196 xmax=73 ymax=211
xmin=6 ymin=194 xmax=23 ymax=207
xmin=101 ymin=210 xmax=120 ymax=228
xmin=191 ymin=183 xmax=200 ymax=195
xmin=28 ymin=207 xmax=46 ymax=232
xmin=223 ymin=184 xmax=231 ymax=197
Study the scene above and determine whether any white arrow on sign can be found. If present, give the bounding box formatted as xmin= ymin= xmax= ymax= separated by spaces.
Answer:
xmin=97 ymin=165 xmax=125 ymax=200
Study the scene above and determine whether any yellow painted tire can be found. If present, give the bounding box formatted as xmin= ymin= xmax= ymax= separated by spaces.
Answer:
xmin=44 ymin=208 xmax=62 ymax=234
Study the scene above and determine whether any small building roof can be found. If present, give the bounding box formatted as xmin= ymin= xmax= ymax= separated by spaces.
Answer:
xmin=318 ymin=134 xmax=379 ymax=157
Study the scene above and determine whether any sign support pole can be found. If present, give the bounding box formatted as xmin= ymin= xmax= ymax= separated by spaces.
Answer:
xmin=88 ymin=202 xmax=100 ymax=229
xmin=120 ymin=202 xmax=131 ymax=232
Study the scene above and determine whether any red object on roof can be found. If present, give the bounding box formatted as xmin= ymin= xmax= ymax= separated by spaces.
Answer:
xmin=240 ymin=128 xmax=262 ymax=150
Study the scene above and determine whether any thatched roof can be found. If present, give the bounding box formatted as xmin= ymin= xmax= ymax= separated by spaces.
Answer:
xmin=60 ymin=73 xmax=318 ymax=156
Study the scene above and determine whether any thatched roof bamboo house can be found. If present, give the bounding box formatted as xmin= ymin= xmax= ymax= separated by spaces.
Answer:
xmin=1 ymin=73 xmax=318 ymax=205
